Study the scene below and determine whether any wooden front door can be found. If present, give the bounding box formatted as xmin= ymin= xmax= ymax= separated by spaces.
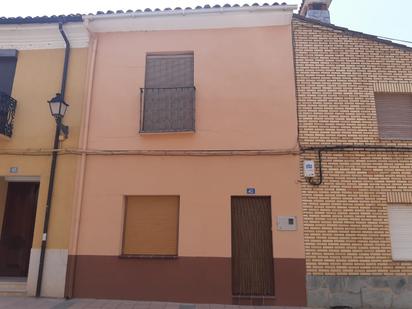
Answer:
xmin=0 ymin=182 xmax=39 ymax=277
xmin=231 ymin=196 xmax=274 ymax=296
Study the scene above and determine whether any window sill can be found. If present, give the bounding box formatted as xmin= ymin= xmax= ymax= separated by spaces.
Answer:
xmin=119 ymin=254 xmax=178 ymax=259
xmin=0 ymin=134 xmax=11 ymax=141
xmin=232 ymin=295 xmax=276 ymax=299
xmin=139 ymin=130 xmax=195 ymax=135
xmin=392 ymin=258 xmax=412 ymax=262
xmin=379 ymin=137 xmax=412 ymax=142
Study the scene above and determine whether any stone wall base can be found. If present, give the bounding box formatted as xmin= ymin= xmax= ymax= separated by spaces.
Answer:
xmin=307 ymin=275 xmax=412 ymax=309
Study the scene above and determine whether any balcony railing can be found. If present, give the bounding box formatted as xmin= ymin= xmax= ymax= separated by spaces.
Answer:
xmin=140 ymin=86 xmax=196 ymax=133
xmin=0 ymin=92 xmax=17 ymax=138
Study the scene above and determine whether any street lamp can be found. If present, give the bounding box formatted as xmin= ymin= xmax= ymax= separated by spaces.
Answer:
xmin=48 ymin=93 xmax=68 ymax=119
xmin=47 ymin=93 xmax=69 ymax=138
xmin=36 ymin=92 xmax=69 ymax=297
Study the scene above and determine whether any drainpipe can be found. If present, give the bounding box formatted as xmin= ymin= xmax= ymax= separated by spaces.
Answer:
xmin=36 ymin=21 xmax=71 ymax=297
xmin=64 ymin=19 xmax=98 ymax=298
xmin=64 ymin=16 xmax=301 ymax=298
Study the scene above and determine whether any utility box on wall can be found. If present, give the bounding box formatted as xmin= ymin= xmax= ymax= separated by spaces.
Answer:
xmin=303 ymin=160 xmax=315 ymax=178
xmin=277 ymin=216 xmax=297 ymax=231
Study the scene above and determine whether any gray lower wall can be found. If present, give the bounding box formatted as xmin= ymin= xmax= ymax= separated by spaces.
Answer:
xmin=307 ymin=275 xmax=412 ymax=309
xmin=27 ymin=249 xmax=68 ymax=297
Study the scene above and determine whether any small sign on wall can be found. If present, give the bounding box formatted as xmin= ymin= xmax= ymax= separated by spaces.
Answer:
xmin=9 ymin=167 xmax=18 ymax=174
xmin=246 ymin=188 xmax=256 ymax=195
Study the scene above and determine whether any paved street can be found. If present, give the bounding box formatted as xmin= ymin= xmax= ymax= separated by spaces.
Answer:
xmin=0 ymin=297 xmax=318 ymax=309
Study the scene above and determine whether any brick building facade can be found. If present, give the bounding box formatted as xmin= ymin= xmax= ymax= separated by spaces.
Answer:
xmin=293 ymin=14 xmax=412 ymax=309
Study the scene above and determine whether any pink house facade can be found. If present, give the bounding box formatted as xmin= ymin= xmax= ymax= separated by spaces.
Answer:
xmin=66 ymin=4 xmax=306 ymax=306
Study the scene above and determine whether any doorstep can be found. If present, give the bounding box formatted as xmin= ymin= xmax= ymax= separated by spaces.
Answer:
xmin=0 ymin=297 xmax=322 ymax=309
xmin=0 ymin=277 xmax=27 ymax=296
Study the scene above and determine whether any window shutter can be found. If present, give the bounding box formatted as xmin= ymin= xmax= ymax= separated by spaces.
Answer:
xmin=123 ymin=196 xmax=179 ymax=256
xmin=0 ymin=50 xmax=18 ymax=96
xmin=142 ymin=53 xmax=195 ymax=132
xmin=375 ymin=93 xmax=412 ymax=140
xmin=145 ymin=53 xmax=194 ymax=88
xmin=388 ymin=205 xmax=412 ymax=261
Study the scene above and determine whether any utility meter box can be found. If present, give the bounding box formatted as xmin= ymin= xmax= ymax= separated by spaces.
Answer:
xmin=303 ymin=160 xmax=315 ymax=178
xmin=277 ymin=216 xmax=297 ymax=231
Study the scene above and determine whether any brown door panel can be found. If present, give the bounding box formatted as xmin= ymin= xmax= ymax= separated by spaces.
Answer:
xmin=0 ymin=182 xmax=39 ymax=277
xmin=231 ymin=196 xmax=274 ymax=296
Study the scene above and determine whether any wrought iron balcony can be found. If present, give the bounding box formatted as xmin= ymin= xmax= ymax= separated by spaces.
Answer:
xmin=140 ymin=86 xmax=196 ymax=133
xmin=0 ymin=92 xmax=17 ymax=138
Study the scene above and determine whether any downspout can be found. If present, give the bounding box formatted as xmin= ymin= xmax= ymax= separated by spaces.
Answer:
xmin=36 ymin=21 xmax=70 ymax=297
xmin=64 ymin=19 xmax=98 ymax=298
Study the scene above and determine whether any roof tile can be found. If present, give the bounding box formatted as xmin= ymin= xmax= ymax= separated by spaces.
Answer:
xmin=0 ymin=3 xmax=293 ymax=25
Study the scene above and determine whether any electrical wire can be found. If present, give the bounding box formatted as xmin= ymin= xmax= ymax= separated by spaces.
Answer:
xmin=302 ymin=145 xmax=412 ymax=186
xmin=0 ymin=148 xmax=301 ymax=157
xmin=376 ymin=36 xmax=412 ymax=45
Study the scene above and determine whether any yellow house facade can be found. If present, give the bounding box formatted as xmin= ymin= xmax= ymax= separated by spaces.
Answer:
xmin=0 ymin=17 xmax=89 ymax=297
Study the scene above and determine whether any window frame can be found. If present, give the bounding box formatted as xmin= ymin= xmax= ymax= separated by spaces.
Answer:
xmin=0 ymin=49 xmax=18 ymax=97
xmin=139 ymin=52 xmax=196 ymax=134
xmin=387 ymin=204 xmax=412 ymax=261
xmin=374 ymin=92 xmax=412 ymax=141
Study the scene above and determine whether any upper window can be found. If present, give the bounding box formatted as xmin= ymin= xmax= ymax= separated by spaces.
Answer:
xmin=122 ymin=196 xmax=179 ymax=256
xmin=0 ymin=50 xmax=18 ymax=138
xmin=388 ymin=205 xmax=412 ymax=261
xmin=140 ymin=52 xmax=195 ymax=133
xmin=375 ymin=93 xmax=412 ymax=140
xmin=0 ymin=50 xmax=18 ymax=96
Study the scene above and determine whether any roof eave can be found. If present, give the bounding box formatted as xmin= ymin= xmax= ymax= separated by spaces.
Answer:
xmin=83 ymin=5 xmax=298 ymax=21
xmin=0 ymin=15 xmax=82 ymax=25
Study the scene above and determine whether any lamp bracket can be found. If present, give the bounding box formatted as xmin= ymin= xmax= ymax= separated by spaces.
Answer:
xmin=60 ymin=124 xmax=69 ymax=139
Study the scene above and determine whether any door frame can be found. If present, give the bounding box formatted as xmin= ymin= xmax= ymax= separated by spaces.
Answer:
xmin=230 ymin=195 xmax=275 ymax=297
xmin=0 ymin=177 xmax=40 ymax=278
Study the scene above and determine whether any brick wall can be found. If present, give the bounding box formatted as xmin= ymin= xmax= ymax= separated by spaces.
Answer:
xmin=293 ymin=17 xmax=412 ymax=276
xmin=293 ymin=18 xmax=412 ymax=146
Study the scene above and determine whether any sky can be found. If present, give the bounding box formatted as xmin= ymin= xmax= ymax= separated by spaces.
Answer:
xmin=2 ymin=0 xmax=412 ymax=46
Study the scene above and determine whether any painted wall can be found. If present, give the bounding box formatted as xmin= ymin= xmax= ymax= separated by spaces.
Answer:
xmin=78 ymin=25 xmax=301 ymax=257
xmin=88 ymin=26 xmax=298 ymax=150
xmin=73 ymin=155 xmax=306 ymax=305
xmin=3 ymin=47 xmax=88 ymax=249
xmin=0 ymin=47 xmax=88 ymax=297
xmin=77 ymin=155 xmax=304 ymax=258
xmin=71 ymin=24 xmax=305 ymax=305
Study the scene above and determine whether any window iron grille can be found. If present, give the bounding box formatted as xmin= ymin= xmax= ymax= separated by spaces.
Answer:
xmin=140 ymin=86 xmax=196 ymax=133
xmin=0 ymin=92 xmax=17 ymax=138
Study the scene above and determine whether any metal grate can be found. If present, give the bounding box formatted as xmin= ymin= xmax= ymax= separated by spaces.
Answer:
xmin=140 ymin=87 xmax=195 ymax=133
xmin=0 ymin=92 xmax=17 ymax=138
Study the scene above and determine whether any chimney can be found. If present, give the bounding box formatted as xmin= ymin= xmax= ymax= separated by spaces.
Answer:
xmin=299 ymin=0 xmax=332 ymax=23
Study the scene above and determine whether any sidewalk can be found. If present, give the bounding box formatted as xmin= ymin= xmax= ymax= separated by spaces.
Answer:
xmin=0 ymin=297 xmax=319 ymax=309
